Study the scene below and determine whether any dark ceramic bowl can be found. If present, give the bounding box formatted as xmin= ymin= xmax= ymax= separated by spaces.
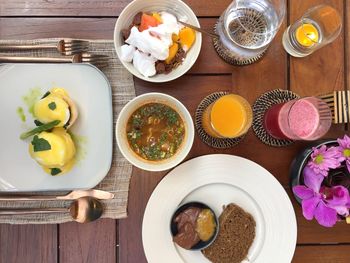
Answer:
xmin=170 ymin=201 xmax=219 ymax=250
xmin=289 ymin=139 xmax=350 ymax=204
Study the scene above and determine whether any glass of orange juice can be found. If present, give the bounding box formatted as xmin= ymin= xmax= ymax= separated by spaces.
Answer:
xmin=202 ymin=94 xmax=253 ymax=138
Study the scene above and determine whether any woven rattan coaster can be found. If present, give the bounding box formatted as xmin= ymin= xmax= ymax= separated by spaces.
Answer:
xmin=253 ymin=89 xmax=300 ymax=147
xmin=195 ymin=92 xmax=245 ymax=148
xmin=213 ymin=21 xmax=266 ymax=66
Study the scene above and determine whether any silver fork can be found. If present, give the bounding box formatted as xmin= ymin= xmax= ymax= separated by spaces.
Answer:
xmin=0 ymin=39 xmax=89 ymax=56
xmin=0 ymin=53 xmax=109 ymax=68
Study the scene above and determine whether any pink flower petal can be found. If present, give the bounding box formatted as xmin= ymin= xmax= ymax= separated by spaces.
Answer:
xmin=303 ymin=166 xmax=323 ymax=192
xmin=331 ymin=206 xmax=349 ymax=217
xmin=314 ymin=201 xmax=338 ymax=227
xmin=307 ymin=161 xmax=328 ymax=177
xmin=325 ymin=186 xmax=350 ymax=216
xmin=301 ymin=196 xmax=320 ymax=220
xmin=293 ymin=185 xmax=314 ymax=200
xmin=337 ymin=135 xmax=350 ymax=149
xmin=327 ymin=186 xmax=350 ymax=206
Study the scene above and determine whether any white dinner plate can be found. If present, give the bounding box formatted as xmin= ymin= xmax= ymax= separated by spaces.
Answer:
xmin=0 ymin=64 xmax=113 ymax=191
xmin=142 ymin=154 xmax=297 ymax=263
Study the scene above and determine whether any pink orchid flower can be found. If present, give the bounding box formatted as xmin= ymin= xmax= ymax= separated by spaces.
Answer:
xmin=293 ymin=166 xmax=350 ymax=227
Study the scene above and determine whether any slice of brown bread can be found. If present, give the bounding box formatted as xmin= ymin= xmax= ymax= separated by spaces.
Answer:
xmin=202 ymin=203 xmax=256 ymax=263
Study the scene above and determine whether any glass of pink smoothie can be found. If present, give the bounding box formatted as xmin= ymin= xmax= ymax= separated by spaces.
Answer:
xmin=264 ymin=97 xmax=332 ymax=141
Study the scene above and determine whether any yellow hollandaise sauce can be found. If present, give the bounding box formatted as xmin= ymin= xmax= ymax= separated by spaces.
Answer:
xmin=29 ymin=128 xmax=76 ymax=176
xmin=33 ymin=88 xmax=77 ymax=128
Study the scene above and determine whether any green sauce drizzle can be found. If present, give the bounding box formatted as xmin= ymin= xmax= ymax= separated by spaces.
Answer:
xmin=16 ymin=107 xmax=26 ymax=122
xmin=70 ymin=132 xmax=88 ymax=163
xmin=22 ymin=87 xmax=42 ymax=117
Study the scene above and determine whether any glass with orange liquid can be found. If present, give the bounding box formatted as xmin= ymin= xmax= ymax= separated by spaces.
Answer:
xmin=202 ymin=94 xmax=253 ymax=138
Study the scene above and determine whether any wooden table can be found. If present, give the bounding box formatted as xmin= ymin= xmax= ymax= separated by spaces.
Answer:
xmin=0 ymin=0 xmax=349 ymax=262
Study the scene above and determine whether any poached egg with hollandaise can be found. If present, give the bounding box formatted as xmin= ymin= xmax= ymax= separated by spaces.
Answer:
xmin=33 ymin=88 xmax=78 ymax=129
xmin=29 ymin=128 xmax=76 ymax=176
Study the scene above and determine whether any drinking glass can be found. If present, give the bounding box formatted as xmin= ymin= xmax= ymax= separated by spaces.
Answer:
xmin=263 ymin=97 xmax=332 ymax=141
xmin=282 ymin=5 xmax=342 ymax=57
xmin=202 ymin=94 xmax=253 ymax=138
xmin=215 ymin=0 xmax=286 ymax=65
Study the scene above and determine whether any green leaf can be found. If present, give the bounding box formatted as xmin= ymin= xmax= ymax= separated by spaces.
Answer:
xmin=51 ymin=168 xmax=62 ymax=176
xmin=63 ymin=122 xmax=69 ymax=129
xmin=48 ymin=102 xmax=56 ymax=110
xmin=41 ymin=91 xmax=51 ymax=99
xmin=31 ymin=135 xmax=51 ymax=152
xmin=20 ymin=120 xmax=60 ymax=139
xmin=34 ymin=120 xmax=44 ymax=127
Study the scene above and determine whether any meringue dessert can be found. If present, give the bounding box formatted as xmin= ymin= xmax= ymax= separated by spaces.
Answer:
xmin=120 ymin=11 xmax=196 ymax=77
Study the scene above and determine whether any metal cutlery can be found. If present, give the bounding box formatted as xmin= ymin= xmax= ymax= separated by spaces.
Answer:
xmin=0 ymin=53 xmax=109 ymax=67
xmin=178 ymin=20 xmax=219 ymax=39
xmin=0 ymin=189 xmax=114 ymax=201
xmin=0 ymin=197 xmax=103 ymax=223
xmin=0 ymin=39 xmax=89 ymax=56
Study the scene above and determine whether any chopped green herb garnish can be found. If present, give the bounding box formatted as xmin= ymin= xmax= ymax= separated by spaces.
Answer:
xmin=22 ymin=88 xmax=42 ymax=117
xmin=34 ymin=120 xmax=44 ymax=126
xmin=20 ymin=120 xmax=60 ymax=139
xmin=41 ymin=91 xmax=51 ymax=99
xmin=51 ymin=168 xmax=62 ymax=176
xmin=126 ymin=103 xmax=185 ymax=161
xmin=132 ymin=117 xmax=143 ymax=127
xmin=31 ymin=135 xmax=51 ymax=152
xmin=48 ymin=102 xmax=56 ymax=110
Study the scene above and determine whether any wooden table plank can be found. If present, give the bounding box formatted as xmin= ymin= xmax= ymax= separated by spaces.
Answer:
xmin=119 ymin=169 xmax=163 ymax=263
xmin=293 ymin=245 xmax=350 ymax=263
xmin=346 ymin=0 xmax=350 ymax=91
xmin=289 ymin=189 xmax=350 ymax=244
xmin=289 ymin=0 xmax=345 ymax=96
xmin=0 ymin=224 xmax=57 ymax=263
xmin=59 ymin=219 xmax=116 ymax=263
xmin=0 ymin=0 xmax=230 ymax=17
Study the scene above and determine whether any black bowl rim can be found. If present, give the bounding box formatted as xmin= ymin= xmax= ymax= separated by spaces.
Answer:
xmin=170 ymin=201 xmax=219 ymax=250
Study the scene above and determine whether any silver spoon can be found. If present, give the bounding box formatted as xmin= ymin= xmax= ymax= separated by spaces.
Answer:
xmin=0 ymin=196 xmax=103 ymax=223
xmin=178 ymin=20 xmax=219 ymax=39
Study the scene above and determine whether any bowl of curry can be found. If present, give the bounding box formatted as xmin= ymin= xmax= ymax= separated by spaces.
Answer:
xmin=116 ymin=93 xmax=194 ymax=171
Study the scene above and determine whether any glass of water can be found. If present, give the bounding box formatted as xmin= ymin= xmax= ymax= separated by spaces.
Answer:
xmin=282 ymin=5 xmax=342 ymax=57
xmin=214 ymin=0 xmax=286 ymax=65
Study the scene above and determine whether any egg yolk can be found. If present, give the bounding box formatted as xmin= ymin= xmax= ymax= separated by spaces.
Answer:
xmin=29 ymin=128 xmax=76 ymax=175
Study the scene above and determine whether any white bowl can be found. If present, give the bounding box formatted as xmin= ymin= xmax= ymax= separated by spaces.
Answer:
xmin=114 ymin=0 xmax=202 ymax=83
xmin=116 ymin=93 xmax=194 ymax=171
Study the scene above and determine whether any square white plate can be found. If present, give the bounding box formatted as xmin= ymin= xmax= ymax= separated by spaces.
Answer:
xmin=0 ymin=64 xmax=113 ymax=191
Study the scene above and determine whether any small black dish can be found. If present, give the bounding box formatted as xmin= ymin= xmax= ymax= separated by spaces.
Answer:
xmin=289 ymin=139 xmax=350 ymax=204
xmin=170 ymin=202 xmax=219 ymax=250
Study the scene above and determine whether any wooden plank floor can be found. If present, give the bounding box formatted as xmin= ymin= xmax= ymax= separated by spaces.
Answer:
xmin=0 ymin=0 xmax=349 ymax=262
